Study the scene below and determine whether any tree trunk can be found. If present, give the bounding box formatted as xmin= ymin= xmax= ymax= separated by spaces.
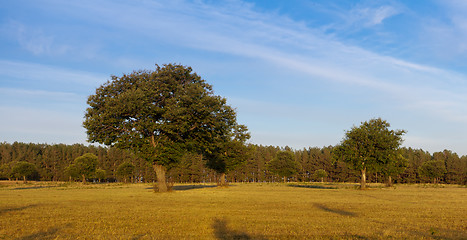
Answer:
xmin=82 ymin=174 xmax=86 ymax=183
xmin=387 ymin=175 xmax=393 ymax=187
xmin=321 ymin=177 xmax=324 ymax=183
xmin=153 ymin=163 xmax=168 ymax=192
xmin=360 ymin=168 xmax=367 ymax=189
xmin=23 ymin=175 xmax=27 ymax=183
xmin=219 ymin=173 xmax=226 ymax=186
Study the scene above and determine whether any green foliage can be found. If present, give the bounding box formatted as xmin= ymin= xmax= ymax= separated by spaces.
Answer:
xmin=432 ymin=150 xmax=465 ymax=184
xmin=333 ymin=118 xmax=406 ymax=172
xmin=418 ymin=160 xmax=447 ymax=183
xmin=83 ymin=64 xmax=240 ymax=167
xmin=65 ymin=164 xmax=81 ymax=181
xmin=95 ymin=169 xmax=107 ymax=182
xmin=333 ymin=118 xmax=406 ymax=188
xmin=314 ymin=169 xmax=328 ymax=182
xmin=117 ymin=162 xmax=135 ymax=182
xmin=0 ymin=163 xmax=12 ymax=180
xmin=0 ymin=142 xmax=465 ymax=185
xmin=205 ymin=124 xmax=252 ymax=175
xmin=267 ymin=151 xmax=299 ymax=181
xmin=11 ymin=161 xmax=39 ymax=181
xmin=381 ymin=152 xmax=407 ymax=179
xmin=72 ymin=153 xmax=98 ymax=182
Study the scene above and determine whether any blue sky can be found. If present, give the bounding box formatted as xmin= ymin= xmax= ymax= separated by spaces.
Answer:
xmin=1 ymin=0 xmax=467 ymax=155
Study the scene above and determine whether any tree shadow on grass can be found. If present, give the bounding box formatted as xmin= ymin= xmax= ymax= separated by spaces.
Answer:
xmin=313 ymin=203 xmax=357 ymax=217
xmin=145 ymin=184 xmax=218 ymax=191
xmin=12 ymin=186 xmax=56 ymax=190
xmin=16 ymin=224 xmax=71 ymax=240
xmin=288 ymin=184 xmax=338 ymax=190
xmin=173 ymin=184 xmax=218 ymax=191
xmin=409 ymin=227 xmax=467 ymax=240
xmin=0 ymin=204 xmax=39 ymax=216
xmin=212 ymin=218 xmax=267 ymax=240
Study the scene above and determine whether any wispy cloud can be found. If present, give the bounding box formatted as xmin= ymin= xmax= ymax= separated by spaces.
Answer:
xmin=350 ymin=5 xmax=401 ymax=27
xmin=2 ymin=20 xmax=70 ymax=56
xmin=2 ymin=0 xmax=467 ymax=154
xmin=0 ymin=60 xmax=107 ymax=90
xmin=31 ymin=0 xmax=467 ymax=123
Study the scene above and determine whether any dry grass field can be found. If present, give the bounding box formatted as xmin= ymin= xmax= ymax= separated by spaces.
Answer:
xmin=0 ymin=181 xmax=466 ymax=239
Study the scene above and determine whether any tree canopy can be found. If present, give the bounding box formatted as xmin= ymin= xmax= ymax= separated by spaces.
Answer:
xmin=83 ymin=64 xmax=248 ymax=192
xmin=117 ymin=162 xmax=135 ymax=183
xmin=11 ymin=161 xmax=39 ymax=182
xmin=333 ymin=118 xmax=406 ymax=189
xmin=71 ymin=153 xmax=98 ymax=183
xmin=314 ymin=169 xmax=328 ymax=183
xmin=205 ymin=124 xmax=251 ymax=186
xmin=267 ymin=150 xmax=299 ymax=182
xmin=418 ymin=160 xmax=446 ymax=184
xmin=0 ymin=142 xmax=465 ymax=185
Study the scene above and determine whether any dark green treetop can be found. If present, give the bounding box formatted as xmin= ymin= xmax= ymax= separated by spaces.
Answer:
xmin=267 ymin=150 xmax=299 ymax=182
xmin=418 ymin=160 xmax=446 ymax=184
xmin=314 ymin=169 xmax=328 ymax=182
xmin=117 ymin=162 xmax=135 ymax=182
xmin=11 ymin=161 xmax=39 ymax=182
xmin=72 ymin=153 xmax=98 ymax=183
xmin=205 ymin=124 xmax=251 ymax=174
xmin=333 ymin=118 xmax=406 ymax=189
xmin=83 ymin=64 xmax=245 ymax=191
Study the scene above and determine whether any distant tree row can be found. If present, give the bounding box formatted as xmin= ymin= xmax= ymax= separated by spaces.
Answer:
xmin=0 ymin=142 xmax=465 ymax=185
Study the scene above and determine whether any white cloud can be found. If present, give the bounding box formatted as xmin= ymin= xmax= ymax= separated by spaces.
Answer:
xmin=352 ymin=5 xmax=400 ymax=27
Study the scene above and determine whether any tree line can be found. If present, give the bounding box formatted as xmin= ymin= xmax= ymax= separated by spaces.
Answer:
xmin=2 ymin=64 xmax=466 ymax=188
xmin=1 ymin=141 xmax=465 ymax=185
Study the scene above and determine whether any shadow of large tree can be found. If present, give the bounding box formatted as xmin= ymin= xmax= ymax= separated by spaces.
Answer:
xmin=0 ymin=204 xmax=39 ymax=216
xmin=313 ymin=203 xmax=357 ymax=217
xmin=212 ymin=218 xmax=267 ymax=240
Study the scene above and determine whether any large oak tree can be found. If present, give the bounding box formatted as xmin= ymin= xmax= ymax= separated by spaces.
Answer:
xmin=333 ymin=118 xmax=406 ymax=189
xmin=83 ymin=64 xmax=246 ymax=192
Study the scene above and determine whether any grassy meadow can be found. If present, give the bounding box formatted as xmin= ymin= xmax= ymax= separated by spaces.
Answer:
xmin=0 ymin=181 xmax=466 ymax=239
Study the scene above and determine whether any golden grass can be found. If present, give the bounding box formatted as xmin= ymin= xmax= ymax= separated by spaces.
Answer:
xmin=0 ymin=181 xmax=466 ymax=239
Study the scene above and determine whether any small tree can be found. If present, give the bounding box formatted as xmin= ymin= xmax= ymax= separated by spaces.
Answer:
xmin=418 ymin=160 xmax=446 ymax=184
xmin=95 ymin=169 xmax=107 ymax=183
xmin=66 ymin=164 xmax=80 ymax=182
xmin=381 ymin=152 xmax=407 ymax=186
xmin=117 ymin=162 xmax=135 ymax=183
xmin=333 ymin=118 xmax=406 ymax=189
xmin=267 ymin=151 xmax=299 ymax=182
xmin=0 ymin=164 xmax=12 ymax=180
xmin=314 ymin=169 xmax=328 ymax=183
xmin=72 ymin=153 xmax=98 ymax=183
xmin=205 ymin=125 xmax=251 ymax=186
xmin=11 ymin=162 xmax=39 ymax=183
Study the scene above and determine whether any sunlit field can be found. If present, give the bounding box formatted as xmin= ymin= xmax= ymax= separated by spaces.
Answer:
xmin=1 ymin=181 xmax=466 ymax=239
